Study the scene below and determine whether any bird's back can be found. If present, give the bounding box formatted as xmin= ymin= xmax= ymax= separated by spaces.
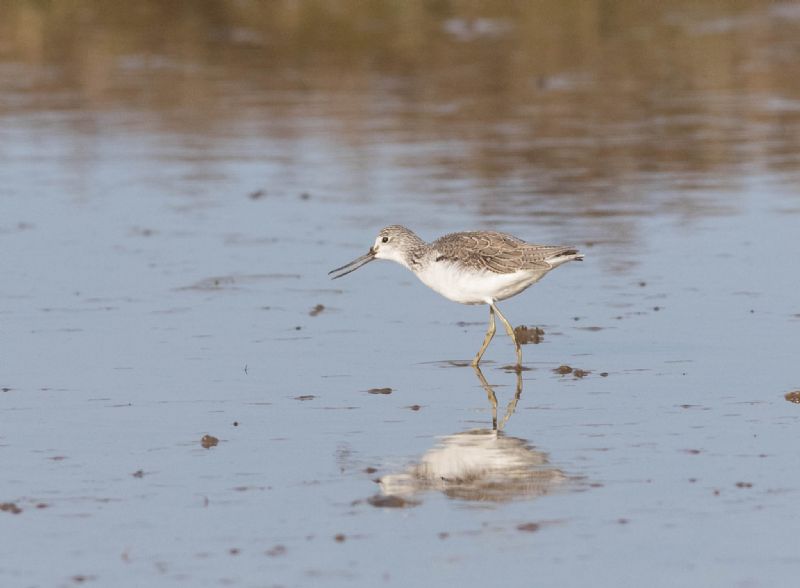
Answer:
xmin=432 ymin=231 xmax=581 ymax=274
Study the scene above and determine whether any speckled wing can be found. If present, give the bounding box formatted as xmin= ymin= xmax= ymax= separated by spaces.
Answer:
xmin=432 ymin=231 xmax=563 ymax=274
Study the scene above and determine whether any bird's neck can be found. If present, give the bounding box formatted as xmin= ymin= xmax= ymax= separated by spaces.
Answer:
xmin=400 ymin=241 xmax=433 ymax=272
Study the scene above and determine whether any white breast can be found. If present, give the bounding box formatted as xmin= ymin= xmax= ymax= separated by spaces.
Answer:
xmin=414 ymin=261 xmax=547 ymax=305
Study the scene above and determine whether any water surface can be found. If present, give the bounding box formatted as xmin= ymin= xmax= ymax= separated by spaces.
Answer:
xmin=1 ymin=2 xmax=799 ymax=586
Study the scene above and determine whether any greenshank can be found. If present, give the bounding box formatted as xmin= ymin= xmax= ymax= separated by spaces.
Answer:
xmin=329 ymin=225 xmax=583 ymax=367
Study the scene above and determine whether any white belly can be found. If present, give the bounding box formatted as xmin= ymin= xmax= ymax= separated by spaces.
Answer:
xmin=415 ymin=262 xmax=546 ymax=305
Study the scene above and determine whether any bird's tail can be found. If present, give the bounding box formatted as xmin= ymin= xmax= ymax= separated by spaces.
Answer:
xmin=545 ymin=247 xmax=584 ymax=267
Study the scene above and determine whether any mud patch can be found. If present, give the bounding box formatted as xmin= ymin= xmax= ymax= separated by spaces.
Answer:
xmin=367 ymin=387 xmax=392 ymax=395
xmin=502 ymin=364 xmax=532 ymax=372
xmin=367 ymin=495 xmax=419 ymax=508
xmin=432 ymin=360 xmax=473 ymax=368
xmin=784 ymin=391 xmax=800 ymax=404
xmin=201 ymin=435 xmax=219 ymax=449
xmin=514 ymin=325 xmax=544 ymax=344
xmin=0 ymin=502 xmax=22 ymax=514
xmin=554 ymin=365 xmax=590 ymax=378
xmin=266 ymin=545 xmax=286 ymax=557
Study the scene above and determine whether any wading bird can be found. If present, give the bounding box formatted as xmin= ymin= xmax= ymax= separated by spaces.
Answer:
xmin=329 ymin=225 xmax=583 ymax=367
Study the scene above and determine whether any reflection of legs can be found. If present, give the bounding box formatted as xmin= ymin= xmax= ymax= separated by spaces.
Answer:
xmin=492 ymin=303 xmax=522 ymax=367
xmin=471 ymin=305 xmax=496 ymax=366
xmin=472 ymin=364 xmax=498 ymax=431
xmin=499 ymin=369 xmax=523 ymax=432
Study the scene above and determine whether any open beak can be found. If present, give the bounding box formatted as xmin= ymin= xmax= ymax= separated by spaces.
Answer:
xmin=328 ymin=248 xmax=376 ymax=280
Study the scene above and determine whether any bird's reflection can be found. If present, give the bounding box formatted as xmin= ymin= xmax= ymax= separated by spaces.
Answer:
xmin=376 ymin=366 xmax=565 ymax=504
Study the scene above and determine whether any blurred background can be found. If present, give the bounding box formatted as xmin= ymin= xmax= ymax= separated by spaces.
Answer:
xmin=4 ymin=0 xmax=799 ymax=221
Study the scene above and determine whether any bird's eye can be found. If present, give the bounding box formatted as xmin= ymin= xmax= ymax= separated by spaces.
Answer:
xmin=381 ymin=236 xmax=389 ymax=243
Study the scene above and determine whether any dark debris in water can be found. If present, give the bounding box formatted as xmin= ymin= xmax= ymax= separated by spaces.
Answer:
xmin=309 ymin=304 xmax=325 ymax=317
xmin=367 ymin=495 xmax=419 ymax=508
xmin=0 ymin=502 xmax=22 ymax=515
xmin=367 ymin=387 xmax=392 ymax=395
xmin=514 ymin=325 xmax=544 ymax=344
xmin=201 ymin=435 xmax=219 ymax=449
xmin=295 ymin=395 xmax=316 ymax=401
xmin=407 ymin=404 xmax=422 ymax=411
xmin=438 ymin=360 xmax=472 ymax=368
xmin=181 ymin=273 xmax=300 ymax=291
xmin=131 ymin=469 xmax=145 ymax=478
xmin=502 ymin=364 xmax=532 ymax=372
xmin=266 ymin=545 xmax=287 ymax=557
xmin=735 ymin=482 xmax=753 ymax=488
xmin=334 ymin=533 xmax=346 ymax=542
xmin=516 ymin=522 xmax=540 ymax=533
xmin=554 ymin=365 xmax=591 ymax=378
xmin=130 ymin=226 xmax=156 ymax=237
xmin=784 ymin=391 xmax=800 ymax=404
xmin=249 ymin=189 xmax=266 ymax=200
xmin=0 ymin=221 xmax=34 ymax=234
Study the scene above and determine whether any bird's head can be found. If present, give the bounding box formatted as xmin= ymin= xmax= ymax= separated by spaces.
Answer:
xmin=329 ymin=225 xmax=422 ymax=279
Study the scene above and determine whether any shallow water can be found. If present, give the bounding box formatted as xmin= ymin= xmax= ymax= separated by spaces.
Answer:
xmin=2 ymin=2 xmax=800 ymax=586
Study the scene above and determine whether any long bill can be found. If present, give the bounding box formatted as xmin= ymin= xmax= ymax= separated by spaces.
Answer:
xmin=328 ymin=248 xmax=375 ymax=280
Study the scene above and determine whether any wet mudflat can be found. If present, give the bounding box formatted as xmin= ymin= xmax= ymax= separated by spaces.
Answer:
xmin=1 ymin=2 xmax=800 ymax=587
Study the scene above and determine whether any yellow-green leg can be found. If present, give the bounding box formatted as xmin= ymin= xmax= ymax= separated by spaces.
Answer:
xmin=471 ymin=305 xmax=496 ymax=366
xmin=492 ymin=303 xmax=522 ymax=368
